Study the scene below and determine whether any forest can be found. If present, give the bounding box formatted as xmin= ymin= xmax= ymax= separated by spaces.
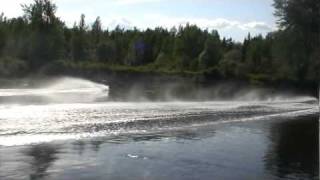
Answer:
xmin=0 ymin=0 xmax=319 ymax=86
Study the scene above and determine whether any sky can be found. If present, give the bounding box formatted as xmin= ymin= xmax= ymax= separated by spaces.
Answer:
xmin=0 ymin=0 xmax=277 ymax=41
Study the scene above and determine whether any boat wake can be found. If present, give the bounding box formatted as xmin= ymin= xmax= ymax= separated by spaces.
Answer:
xmin=0 ymin=97 xmax=318 ymax=146
xmin=0 ymin=77 xmax=109 ymax=103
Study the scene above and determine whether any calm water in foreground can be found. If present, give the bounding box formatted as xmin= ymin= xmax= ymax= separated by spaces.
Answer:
xmin=0 ymin=98 xmax=318 ymax=180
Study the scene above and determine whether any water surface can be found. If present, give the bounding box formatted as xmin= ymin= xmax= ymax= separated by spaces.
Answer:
xmin=0 ymin=99 xmax=318 ymax=180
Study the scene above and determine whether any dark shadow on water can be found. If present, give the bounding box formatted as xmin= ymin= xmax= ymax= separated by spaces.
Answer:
xmin=265 ymin=116 xmax=319 ymax=179
xmin=90 ymin=140 xmax=104 ymax=152
xmin=72 ymin=140 xmax=86 ymax=155
xmin=23 ymin=144 xmax=60 ymax=180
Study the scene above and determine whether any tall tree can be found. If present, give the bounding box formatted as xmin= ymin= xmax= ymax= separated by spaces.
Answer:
xmin=71 ymin=14 xmax=89 ymax=61
xmin=198 ymin=30 xmax=222 ymax=70
xmin=91 ymin=16 xmax=103 ymax=45
xmin=273 ymin=0 xmax=320 ymax=81
xmin=22 ymin=0 xmax=65 ymax=67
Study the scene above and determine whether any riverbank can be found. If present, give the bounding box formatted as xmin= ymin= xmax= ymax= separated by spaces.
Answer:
xmin=0 ymin=68 xmax=317 ymax=101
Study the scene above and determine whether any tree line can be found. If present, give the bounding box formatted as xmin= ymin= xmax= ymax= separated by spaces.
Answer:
xmin=0 ymin=0 xmax=319 ymax=86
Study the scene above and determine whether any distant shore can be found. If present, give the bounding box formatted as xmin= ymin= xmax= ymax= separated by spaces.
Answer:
xmin=0 ymin=70 xmax=317 ymax=101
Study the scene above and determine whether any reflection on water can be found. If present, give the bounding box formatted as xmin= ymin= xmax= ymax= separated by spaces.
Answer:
xmin=0 ymin=116 xmax=318 ymax=180
xmin=24 ymin=144 xmax=60 ymax=180
xmin=265 ymin=117 xmax=319 ymax=179
xmin=0 ymin=79 xmax=318 ymax=179
xmin=89 ymin=140 xmax=104 ymax=152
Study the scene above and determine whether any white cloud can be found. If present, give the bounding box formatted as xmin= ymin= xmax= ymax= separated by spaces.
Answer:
xmin=107 ymin=18 xmax=133 ymax=29
xmin=0 ymin=0 xmax=275 ymax=41
xmin=125 ymin=14 xmax=274 ymax=32
xmin=115 ymin=0 xmax=163 ymax=5
xmin=0 ymin=0 xmax=33 ymax=17
xmin=97 ymin=14 xmax=276 ymax=41
xmin=240 ymin=22 xmax=273 ymax=31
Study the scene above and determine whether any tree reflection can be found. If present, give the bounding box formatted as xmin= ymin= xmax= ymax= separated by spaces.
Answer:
xmin=24 ymin=144 xmax=60 ymax=180
xmin=72 ymin=140 xmax=86 ymax=155
xmin=90 ymin=140 xmax=104 ymax=152
xmin=265 ymin=117 xmax=319 ymax=179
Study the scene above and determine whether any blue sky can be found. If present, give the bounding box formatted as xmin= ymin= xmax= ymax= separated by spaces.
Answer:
xmin=0 ymin=0 xmax=277 ymax=41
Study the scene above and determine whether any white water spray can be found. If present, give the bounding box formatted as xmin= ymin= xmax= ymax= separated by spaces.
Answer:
xmin=0 ymin=77 xmax=109 ymax=103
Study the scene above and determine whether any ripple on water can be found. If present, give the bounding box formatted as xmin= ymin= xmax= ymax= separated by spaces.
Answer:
xmin=0 ymin=98 xmax=318 ymax=146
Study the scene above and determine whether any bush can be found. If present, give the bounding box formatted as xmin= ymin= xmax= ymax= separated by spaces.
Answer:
xmin=0 ymin=56 xmax=28 ymax=76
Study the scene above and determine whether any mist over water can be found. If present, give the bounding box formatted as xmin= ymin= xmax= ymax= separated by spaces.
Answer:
xmin=0 ymin=77 xmax=318 ymax=180
xmin=0 ymin=77 xmax=109 ymax=104
xmin=0 ymin=77 xmax=317 ymax=146
xmin=108 ymin=78 xmax=317 ymax=102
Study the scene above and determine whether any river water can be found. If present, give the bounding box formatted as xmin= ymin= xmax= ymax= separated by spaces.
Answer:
xmin=0 ymin=78 xmax=318 ymax=180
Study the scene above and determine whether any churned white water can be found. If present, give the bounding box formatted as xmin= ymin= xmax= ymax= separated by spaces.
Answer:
xmin=0 ymin=77 xmax=109 ymax=103
xmin=0 ymin=99 xmax=317 ymax=146
xmin=0 ymin=77 xmax=318 ymax=180
xmin=0 ymin=77 xmax=318 ymax=146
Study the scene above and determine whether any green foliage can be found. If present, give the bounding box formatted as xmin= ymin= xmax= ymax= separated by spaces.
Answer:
xmin=0 ymin=57 xmax=27 ymax=76
xmin=219 ymin=49 xmax=242 ymax=77
xmin=0 ymin=0 xmax=318 ymax=86
xmin=96 ymin=41 xmax=116 ymax=62
xmin=273 ymin=0 xmax=320 ymax=82
xmin=91 ymin=16 xmax=103 ymax=45
xmin=173 ymin=24 xmax=207 ymax=70
xmin=274 ymin=0 xmax=320 ymax=33
xmin=71 ymin=14 xmax=90 ymax=61
xmin=198 ymin=32 xmax=222 ymax=70
xmin=22 ymin=0 xmax=65 ymax=67
xmin=244 ymin=35 xmax=273 ymax=74
xmin=273 ymin=0 xmax=319 ymax=61
xmin=154 ymin=52 xmax=177 ymax=71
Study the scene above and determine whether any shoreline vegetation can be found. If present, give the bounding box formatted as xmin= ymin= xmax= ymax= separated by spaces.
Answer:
xmin=0 ymin=0 xmax=319 ymax=90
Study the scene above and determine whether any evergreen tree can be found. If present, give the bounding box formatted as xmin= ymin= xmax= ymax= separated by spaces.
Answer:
xmin=198 ymin=30 xmax=222 ymax=70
